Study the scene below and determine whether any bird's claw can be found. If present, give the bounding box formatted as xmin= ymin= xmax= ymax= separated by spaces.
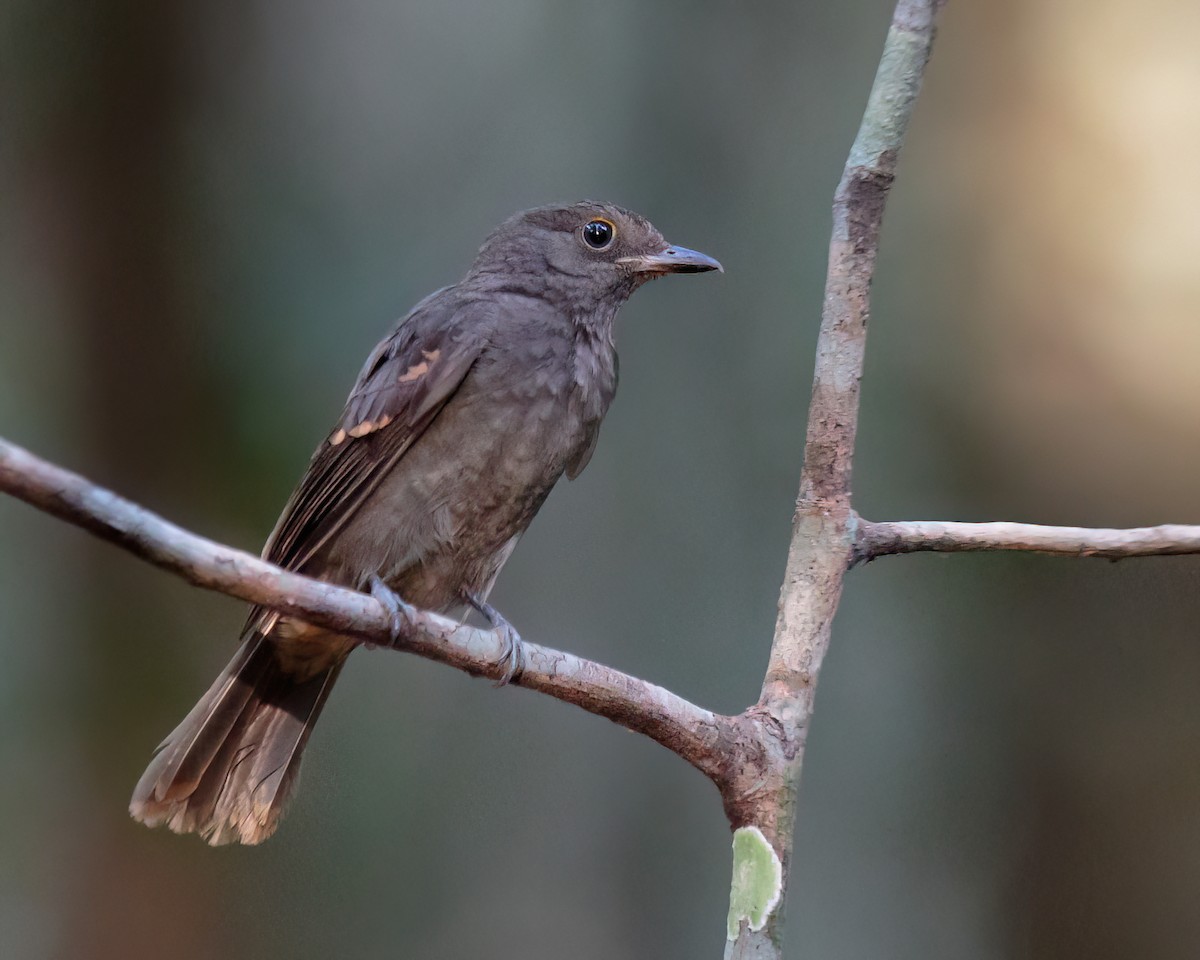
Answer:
xmin=368 ymin=575 xmax=416 ymax=646
xmin=492 ymin=622 xmax=526 ymax=687
xmin=467 ymin=596 xmax=526 ymax=687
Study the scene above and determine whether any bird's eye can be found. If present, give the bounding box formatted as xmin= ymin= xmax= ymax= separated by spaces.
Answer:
xmin=581 ymin=218 xmax=615 ymax=250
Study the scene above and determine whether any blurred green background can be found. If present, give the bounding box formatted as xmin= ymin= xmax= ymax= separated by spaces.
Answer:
xmin=3 ymin=1 xmax=1200 ymax=957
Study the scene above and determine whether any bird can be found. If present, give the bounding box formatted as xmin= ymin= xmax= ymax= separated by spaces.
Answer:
xmin=129 ymin=201 xmax=722 ymax=845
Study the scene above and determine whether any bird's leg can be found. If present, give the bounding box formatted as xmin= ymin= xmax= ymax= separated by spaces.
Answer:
xmin=368 ymin=574 xmax=417 ymax=648
xmin=466 ymin=594 xmax=526 ymax=687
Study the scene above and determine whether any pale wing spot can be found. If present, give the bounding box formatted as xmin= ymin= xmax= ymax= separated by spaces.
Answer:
xmin=397 ymin=361 xmax=429 ymax=383
xmin=398 ymin=349 xmax=440 ymax=383
xmin=334 ymin=348 xmax=441 ymax=443
xmin=334 ymin=410 xmax=393 ymax=444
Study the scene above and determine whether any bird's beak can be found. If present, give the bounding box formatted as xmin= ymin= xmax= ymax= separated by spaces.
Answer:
xmin=619 ymin=245 xmax=724 ymax=275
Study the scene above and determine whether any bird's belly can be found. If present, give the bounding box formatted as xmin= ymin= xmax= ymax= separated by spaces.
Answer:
xmin=318 ymin=389 xmax=586 ymax=610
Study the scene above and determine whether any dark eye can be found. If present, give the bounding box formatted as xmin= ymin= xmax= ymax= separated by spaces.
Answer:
xmin=581 ymin=218 xmax=615 ymax=250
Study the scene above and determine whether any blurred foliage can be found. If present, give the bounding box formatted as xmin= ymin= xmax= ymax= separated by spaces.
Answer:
xmin=2 ymin=1 xmax=1199 ymax=958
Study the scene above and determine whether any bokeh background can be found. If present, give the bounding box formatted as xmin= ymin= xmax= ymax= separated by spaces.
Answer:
xmin=3 ymin=1 xmax=1200 ymax=957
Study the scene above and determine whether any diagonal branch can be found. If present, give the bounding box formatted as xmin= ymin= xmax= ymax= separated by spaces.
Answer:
xmin=0 ymin=435 xmax=741 ymax=783
xmin=855 ymin=517 xmax=1200 ymax=562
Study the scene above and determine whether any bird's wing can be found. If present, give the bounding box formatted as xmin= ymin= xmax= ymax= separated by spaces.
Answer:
xmin=255 ymin=293 xmax=483 ymax=594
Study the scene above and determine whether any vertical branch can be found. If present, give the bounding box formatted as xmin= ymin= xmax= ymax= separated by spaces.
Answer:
xmin=725 ymin=2 xmax=947 ymax=957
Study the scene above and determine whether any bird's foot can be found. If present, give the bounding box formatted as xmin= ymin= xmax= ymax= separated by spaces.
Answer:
xmin=368 ymin=575 xmax=417 ymax=648
xmin=467 ymin=595 xmax=526 ymax=687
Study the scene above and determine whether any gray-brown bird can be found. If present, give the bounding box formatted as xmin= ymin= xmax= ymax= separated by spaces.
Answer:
xmin=129 ymin=202 xmax=721 ymax=845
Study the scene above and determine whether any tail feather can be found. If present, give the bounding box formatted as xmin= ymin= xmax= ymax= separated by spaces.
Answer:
xmin=143 ymin=637 xmax=271 ymax=804
xmin=130 ymin=635 xmax=345 ymax=845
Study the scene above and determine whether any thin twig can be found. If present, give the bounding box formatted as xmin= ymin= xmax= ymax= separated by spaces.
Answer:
xmin=0 ymin=435 xmax=738 ymax=781
xmin=724 ymin=2 xmax=948 ymax=958
xmin=855 ymin=518 xmax=1200 ymax=562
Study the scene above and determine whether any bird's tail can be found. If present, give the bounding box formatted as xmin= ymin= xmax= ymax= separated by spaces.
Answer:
xmin=130 ymin=634 xmax=346 ymax=845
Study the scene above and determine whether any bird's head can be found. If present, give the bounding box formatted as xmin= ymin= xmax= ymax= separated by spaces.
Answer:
xmin=469 ymin=201 xmax=722 ymax=309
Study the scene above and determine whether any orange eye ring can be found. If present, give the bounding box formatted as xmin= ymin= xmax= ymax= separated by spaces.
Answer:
xmin=581 ymin=218 xmax=616 ymax=250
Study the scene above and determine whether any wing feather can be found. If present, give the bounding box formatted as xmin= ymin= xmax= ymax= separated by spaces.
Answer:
xmin=244 ymin=296 xmax=483 ymax=634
